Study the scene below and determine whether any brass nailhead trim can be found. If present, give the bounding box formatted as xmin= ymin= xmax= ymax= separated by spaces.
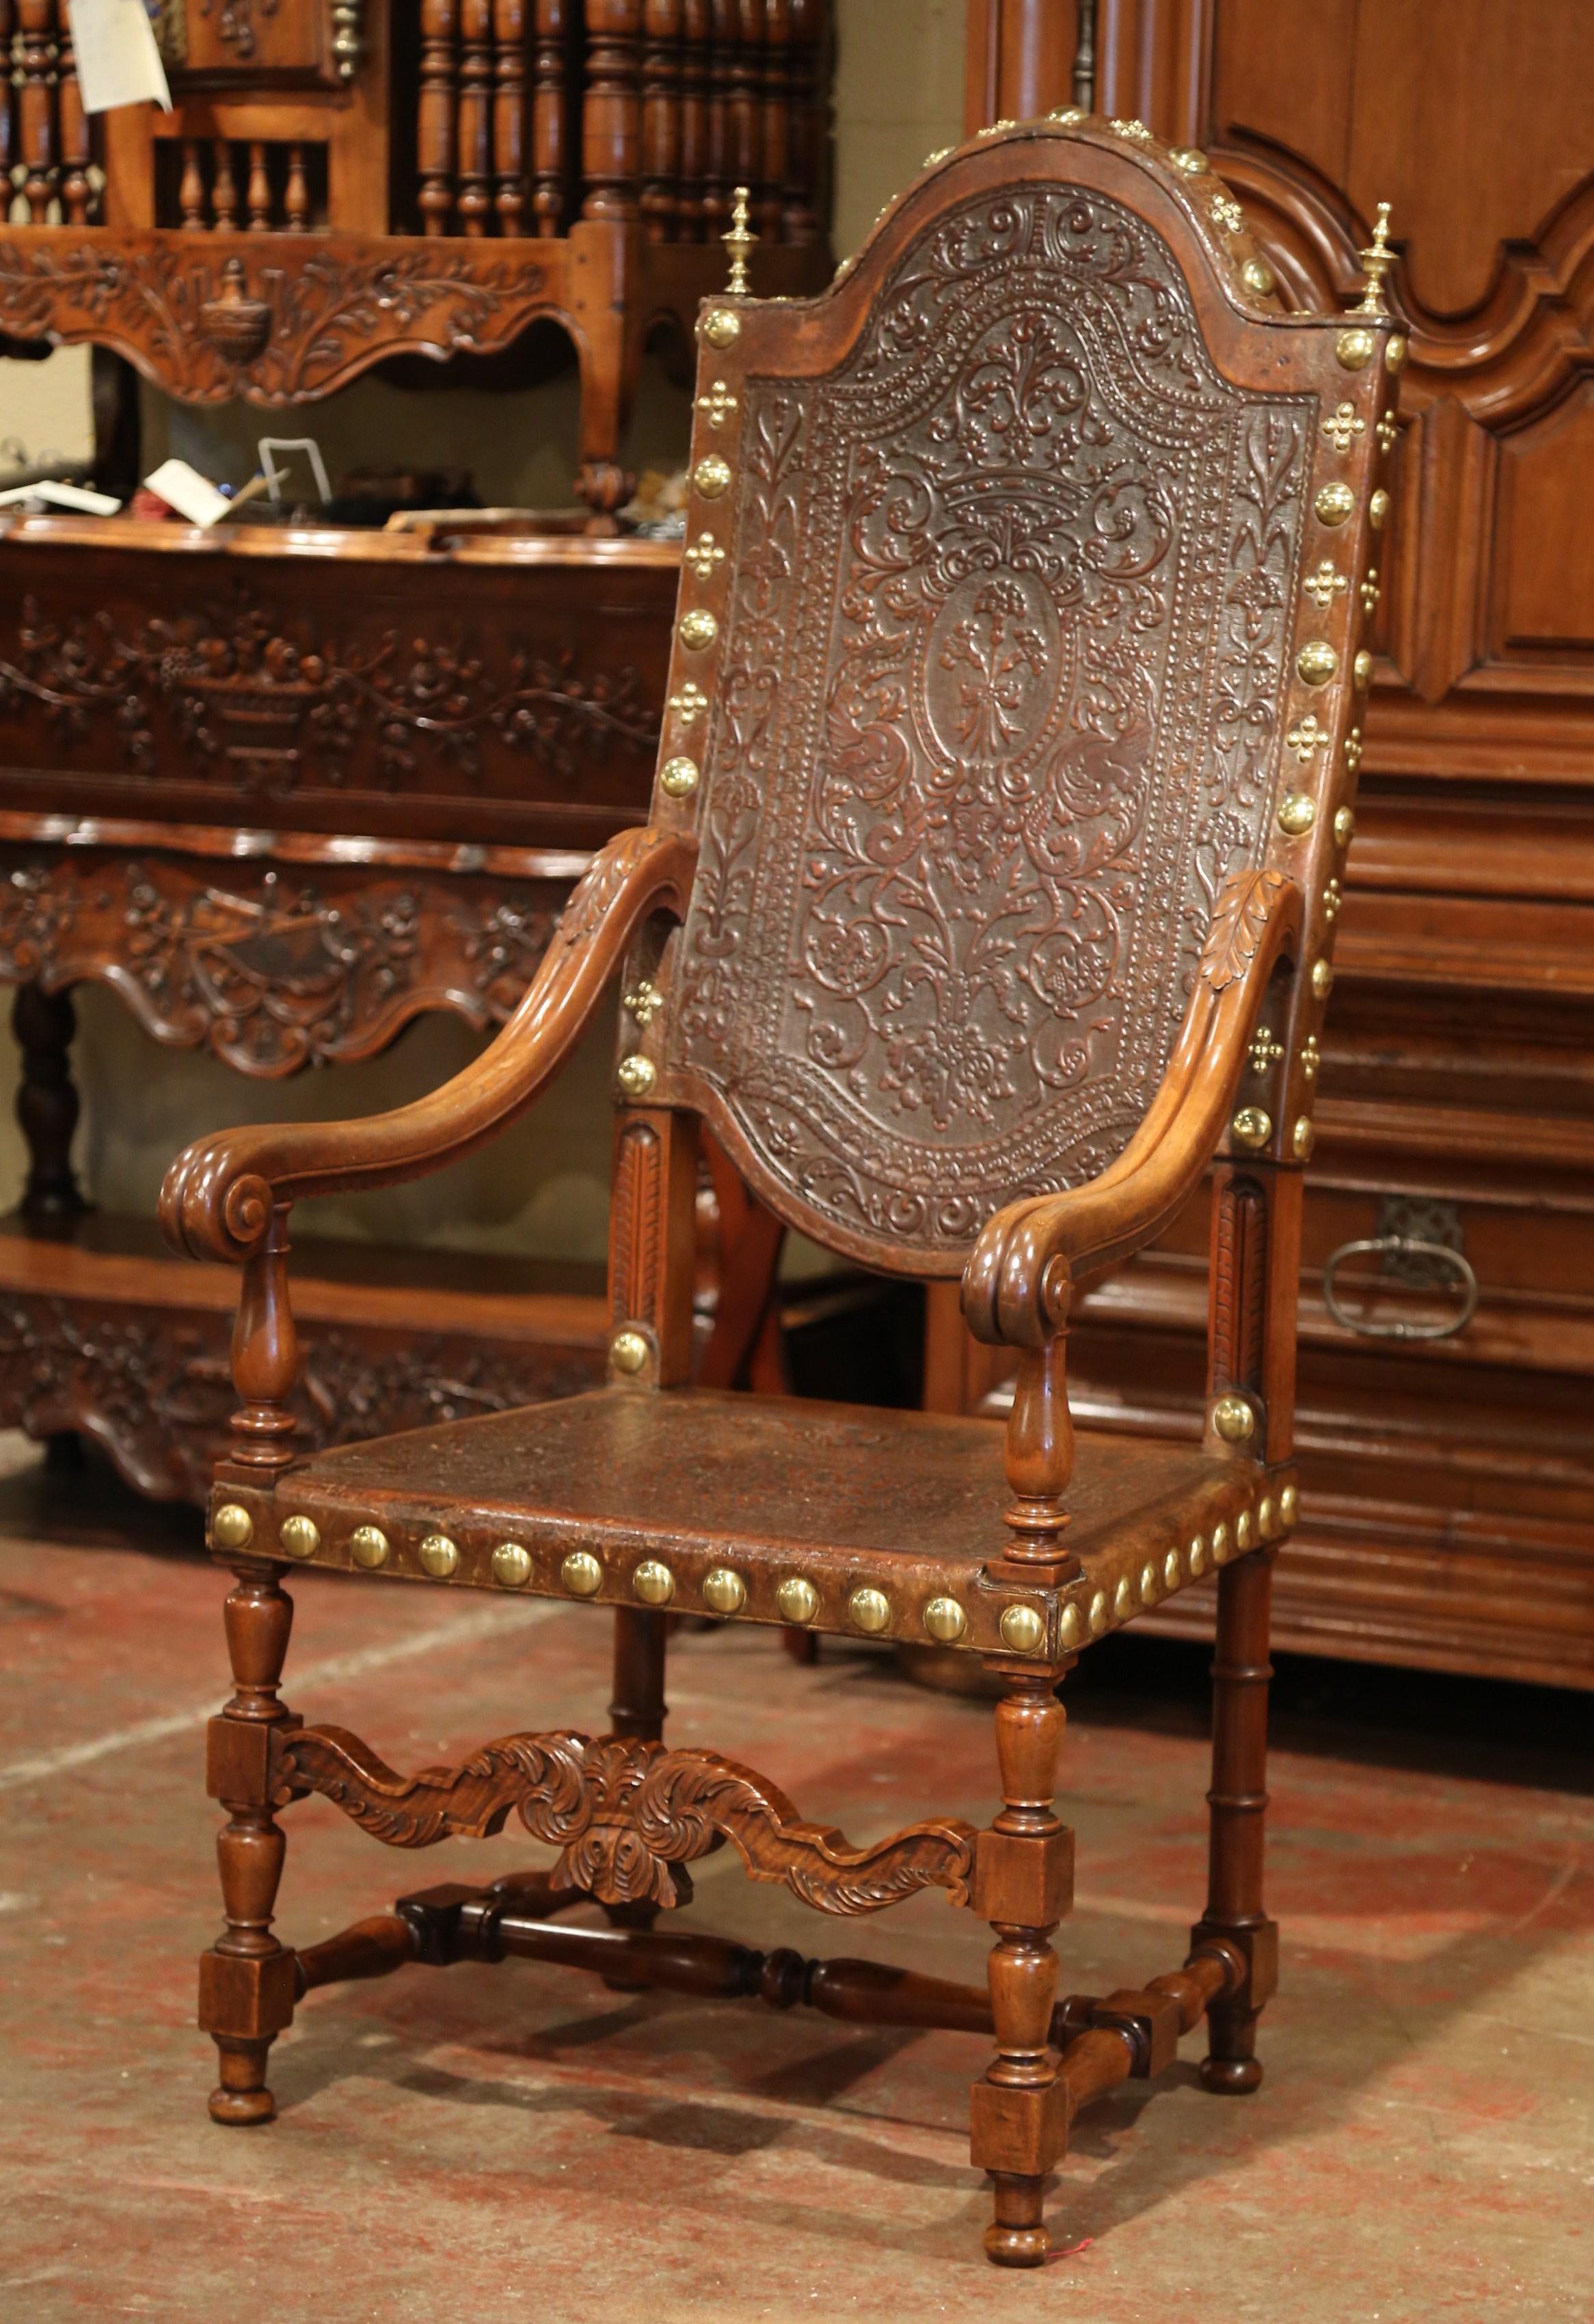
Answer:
xmin=562 ymin=1550 xmax=602 ymax=1597
xmin=777 ymin=1577 xmax=818 ymax=1625
xmin=1281 ymin=1484 xmax=1299 ymax=1527
xmin=1113 ymin=1577 xmax=1134 ymax=1620
xmin=492 ymin=1541 xmax=532 ymax=1588
xmin=1237 ymin=1510 xmax=1254 ymax=1551
xmin=278 ymin=1515 xmax=319 ymax=1560
xmin=679 ymin=609 xmax=719 ymax=652
xmin=212 ymin=1503 xmax=254 ymax=1551
xmin=660 ymin=755 xmax=700 ymax=797
xmin=610 ymin=1329 xmax=648 ymax=1374
xmin=418 ymin=1534 xmax=459 ymax=1578
xmin=1297 ymin=639 xmax=1338 ymax=685
xmin=1189 ymin=1534 xmax=1208 ymax=1577
xmin=849 ymin=1586 xmax=890 ymax=1635
xmin=634 ymin=1560 xmax=675 ymax=1607
xmin=1058 ymin=1603 xmax=1082 ymax=1648
xmin=1088 ymin=1590 xmax=1109 ymax=1635
xmin=999 ymin=1603 xmax=1044 ymax=1654
xmin=703 ymin=1566 xmax=746 ymax=1616
xmin=923 ymin=1595 xmax=966 ymax=1643
xmin=1314 ymin=482 xmax=1355 ymax=526
xmin=349 ymin=1525 xmax=390 ymax=1570
xmin=1231 ymin=1106 xmax=1271 ymax=1149
xmin=1336 ymin=326 xmax=1375 ymax=370
xmin=1213 ymin=1393 xmax=1256 ymax=1444
xmin=694 ymin=455 xmax=731 ymax=498
xmin=1164 ymin=1547 xmax=1183 ymax=1589
xmin=617 ymin=1055 xmax=656 ymax=1099
xmin=1139 ymin=1561 xmax=1159 ymax=1605
xmin=701 ymin=308 xmax=740 ymax=347
xmin=1312 ymin=958 xmax=1335 ymax=998
xmin=1278 ymin=792 xmax=1316 ymax=836
xmin=1212 ymin=1521 xmax=1231 ymax=1564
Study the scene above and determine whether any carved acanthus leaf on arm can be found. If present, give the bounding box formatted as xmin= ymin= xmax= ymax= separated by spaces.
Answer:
xmin=962 ymin=867 xmax=1302 ymax=1349
xmin=159 ymin=823 xmax=697 ymax=1268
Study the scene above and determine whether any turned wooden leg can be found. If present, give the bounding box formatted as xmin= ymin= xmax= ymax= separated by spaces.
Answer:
xmin=969 ymin=1670 xmax=1074 ymax=2269
xmin=1193 ymin=1548 xmax=1279 ymax=2094
xmin=200 ymin=1564 xmax=298 ymax=2125
xmin=13 ymin=982 xmax=85 ymax=1222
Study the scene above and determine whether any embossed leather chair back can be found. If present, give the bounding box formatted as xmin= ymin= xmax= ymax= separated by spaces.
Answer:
xmin=649 ymin=122 xmax=1376 ymax=1274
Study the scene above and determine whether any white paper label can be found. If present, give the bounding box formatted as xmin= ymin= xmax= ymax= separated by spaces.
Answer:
xmin=67 ymin=0 xmax=173 ymax=115
xmin=144 ymin=459 xmax=232 ymax=528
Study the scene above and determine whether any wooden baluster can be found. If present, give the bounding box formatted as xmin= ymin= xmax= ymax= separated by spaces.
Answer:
xmin=492 ymin=0 xmax=528 ymax=233
xmin=16 ymin=0 xmax=57 ymax=224
xmin=212 ymin=139 xmax=239 ymax=229
xmin=418 ymin=0 xmax=460 ymax=234
xmin=200 ymin=1564 xmax=298 ymax=2124
xmin=781 ymin=0 xmax=822 ymax=244
xmin=638 ymin=0 xmax=681 ymax=243
xmin=456 ymin=0 xmax=494 ymax=232
xmin=700 ymin=0 xmax=733 ymax=240
xmin=283 ymin=142 xmax=309 ymax=231
xmin=56 ymin=10 xmax=88 ymax=224
xmin=581 ymin=0 xmax=642 ymax=221
xmin=758 ymin=0 xmax=789 ymax=241
xmin=13 ymin=983 xmax=84 ymax=1223
xmin=246 ymin=140 xmax=272 ymax=230
xmin=228 ymin=1204 xmax=301 ymax=1473
xmin=676 ymin=0 xmax=711 ymax=239
xmin=970 ymin=1670 xmax=1074 ymax=2269
xmin=180 ymin=139 xmax=208 ymax=229
xmin=728 ymin=0 xmax=760 ymax=229
xmin=528 ymin=0 xmax=572 ymax=235
xmin=0 ymin=2 xmax=14 ymax=208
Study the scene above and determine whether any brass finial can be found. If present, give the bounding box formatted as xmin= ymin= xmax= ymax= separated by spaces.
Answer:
xmin=723 ymin=185 xmax=757 ymax=295
xmin=1353 ymin=201 xmax=1394 ymax=315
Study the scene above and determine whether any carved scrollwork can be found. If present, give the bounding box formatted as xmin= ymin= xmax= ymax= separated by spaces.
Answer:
xmin=279 ymin=1725 xmax=978 ymax=1916
xmin=669 ymin=183 xmax=1314 ymax=1261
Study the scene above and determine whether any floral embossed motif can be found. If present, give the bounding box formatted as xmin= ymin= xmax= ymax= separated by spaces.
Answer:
xmin=669 ymin=184 xmax=1314 ymax=1257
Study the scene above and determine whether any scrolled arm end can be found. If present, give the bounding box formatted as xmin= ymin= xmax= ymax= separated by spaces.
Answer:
xmin=962 ymin=1200 xmax=1072 ymax=1350
xmin=159 ymin=1139 xmax=278 ymax=1267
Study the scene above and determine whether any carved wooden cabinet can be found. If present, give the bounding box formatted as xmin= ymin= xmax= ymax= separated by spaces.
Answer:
xmin=0 ymin=0 xmax=831 ymax=514
xmin=934 ymin=0 xmax=1594 ymax=1691
xmin=0 ymin=519 xmax=681 ymax=1495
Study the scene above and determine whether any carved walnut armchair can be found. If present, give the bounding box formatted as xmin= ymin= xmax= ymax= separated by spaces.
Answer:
xmin=161 ymin=120 xmax=1400 ymax=2268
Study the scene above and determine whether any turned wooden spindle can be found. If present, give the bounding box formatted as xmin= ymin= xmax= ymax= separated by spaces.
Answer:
xmin=201 ymin=1565 xmax=297 ymax=2124
xmin=781 ymin=0 xmax=822 ymax=244
xmin=246 ymin=141 xmax=272 ymax=230
xmin=676 ymin=0 xmax=711 ymax=239
xmin=13 ymin=983 xmax=85 ymax=1223
xmin=972 ymin=1671 xmax=1073 ymax=2269
xmin=418 ymin=0 xmax=461 ymax=233
xmin=282 ymin=143 xmax=310 ymax=232
xmin=211 ymin=140 xmax=239 ymax=228
xmin=1001 ymin=1328 xmax=1081 ymax=1578
xmin=529 ymin=0 xmax=573 ymax=234
xmin=56 ymin=18 xmax=89 ymax=225
xmin=179 ymin=139 xmax=207 ymax=230
xmin=492 ymin=0 xmax=528 ymax=232
xmin=456 ymin=0 xmax=495 ymax=233
xmin=16 ymin=0 xmax=57 ymax=224
xmin=228 ymin=1204 xmax=301 ymax=1472
xmin=638 ymin=0 xmax=683 ymax=242
xmin=582 ymin=0 xmax=643 ymax=221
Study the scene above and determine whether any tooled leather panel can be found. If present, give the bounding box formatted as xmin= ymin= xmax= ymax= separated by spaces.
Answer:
xmin=668 ymin=182 xmax=1315 ymax=1260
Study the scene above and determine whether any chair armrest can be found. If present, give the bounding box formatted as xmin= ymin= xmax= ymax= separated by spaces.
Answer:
xmin=160 ymin=825 xmax=697 ymax=1267
xmin=962 ymin=869 xmax=1303 ymax=1348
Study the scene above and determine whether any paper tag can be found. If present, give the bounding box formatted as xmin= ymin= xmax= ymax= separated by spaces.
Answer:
xmin=0 ymin=479 xmax=123 ymax=514
xmin=144 ymin=459 xmax=232 ymax=528
xmin=68 ymin=0 xmax=173 ymax=115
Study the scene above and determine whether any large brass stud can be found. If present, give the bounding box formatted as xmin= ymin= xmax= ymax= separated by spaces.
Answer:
xmin=1312 ymin=959 xmax=1334 ymax=998
xmin=694 ymin=455 xmax=731 ymax=498
xmin=1259 ymin=1495 xmax=1276 ymax=1536
xmin=1353 ymin=649 xmax=1374 ymax=687
xmin=999 ymin=1603 xmax=1045 ymax=1654
xmin=1164 ymin=1547 xmax=1183 ymax=1590
xmin=701 ymin=307 xmax=740 ymax=348
xmin=679 ymin=609 xmax=719 ymax=652
xmin=349 ymin=1525 xmax=390 ymax=1570
xmin=617 ymin=1054 xmax=656 ymax=1099
xmin=492 ymin=1540 xmax=532 ymax=1588
xmin=634 ymin=1560 xmax=675 ymax=1607
xmin=1237 ymin=1510 xmax=1254 ymax=1551
xmin=1297 ymin=639 xmax=1338 ymax=686
xmin=1336 ymin=326 xmax=1375 ymax=371
xmin=1293 ymin=1115 xmax=1316 ymax=1161
xmin=777 ymin=1576 xmax=818 ymax=1625
xmin=1088 ymin=1590 xmax=1109 ymax=1636
xmin=1231 ymin=1106 xmax=1271 ymax=1149
xmin=279 ymin=1514 xmax=319 ymax=1560
xmin=1139 ymin=1560 xmax=1159 ymax=1605
xmin=1369 ymin=488 xmax=1390 ymax=532
xmin=849 ymin=1586 xmax=891 ymax=1635
xmin=561 ymin=1549 xmax=603 ymax=1597
xmin=1314 ymin=481 xmax=1355 ymax=527
xmin=1241 ymin=256 xmax=1275 ymax=297
xmin=418 ymin=1533 xmax=459 ymax=1579
xmin=1281 ymin=1484 xmax=1299 ymax=1527
xmin=1334 ymin=805 xmax=1355 ymax=845
xmin=1278 ymin=792 xmax=1316 ymax=836
xmin=1170 ymin=147 xmax=1208 ymax=174
xmin=922 ymin=1595 xmax=967 ymax=1643
xmin=703 ymin=1566 xmax=746 ymax=1616
xmin=1189 ymin=1534 xmax=1208 ymax=1577
xmin=1213 ymin=1393 xmax=1256 ymax=1444
xmin=1386 ymin=334 xmax=1407 ymax=371
xmin=1059 ymin=1603 xmax=1082 ymax=1649
xmin=212 ymin=1502 xmax=254 ymax=1551
xmin=610 ymin=1328 xmax=648 ymax=1374
xmin=1212 ymin=1521 xmax=1231 ymax=1564
xmin=660 ymin=755 xmax=700 ymax=797
xmin=1113 ymin=1576 xmax=1134 ymax=1620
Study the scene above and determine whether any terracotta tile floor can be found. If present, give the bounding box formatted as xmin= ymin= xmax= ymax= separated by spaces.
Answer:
xmin=1 ymin=1439 xmax=1590 ymax=2322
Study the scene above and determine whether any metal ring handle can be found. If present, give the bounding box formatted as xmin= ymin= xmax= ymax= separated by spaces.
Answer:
xmin=1321 ymin=1234 xmax=1479 ymax=1342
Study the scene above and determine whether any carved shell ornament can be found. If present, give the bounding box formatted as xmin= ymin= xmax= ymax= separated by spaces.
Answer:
xmin=669 ymin=183 xmax=1314 ymax=1257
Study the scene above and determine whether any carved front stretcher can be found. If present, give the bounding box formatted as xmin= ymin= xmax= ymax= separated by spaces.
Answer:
xmin=161 ymin=116 xmax=1400 ymax=2272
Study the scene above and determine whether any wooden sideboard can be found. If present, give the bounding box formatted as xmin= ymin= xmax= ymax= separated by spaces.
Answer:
xmin=935 ymin=1 xmax=1594 ymax=1692
xmin=0 ymin=518 xmax=681 ymax=1497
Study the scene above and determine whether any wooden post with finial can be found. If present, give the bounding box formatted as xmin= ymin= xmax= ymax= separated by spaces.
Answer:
xmin=723 ymin=181 xmax=755 ymax=291
xmin=1353 ymin=200 xmax=1394 ymax=315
